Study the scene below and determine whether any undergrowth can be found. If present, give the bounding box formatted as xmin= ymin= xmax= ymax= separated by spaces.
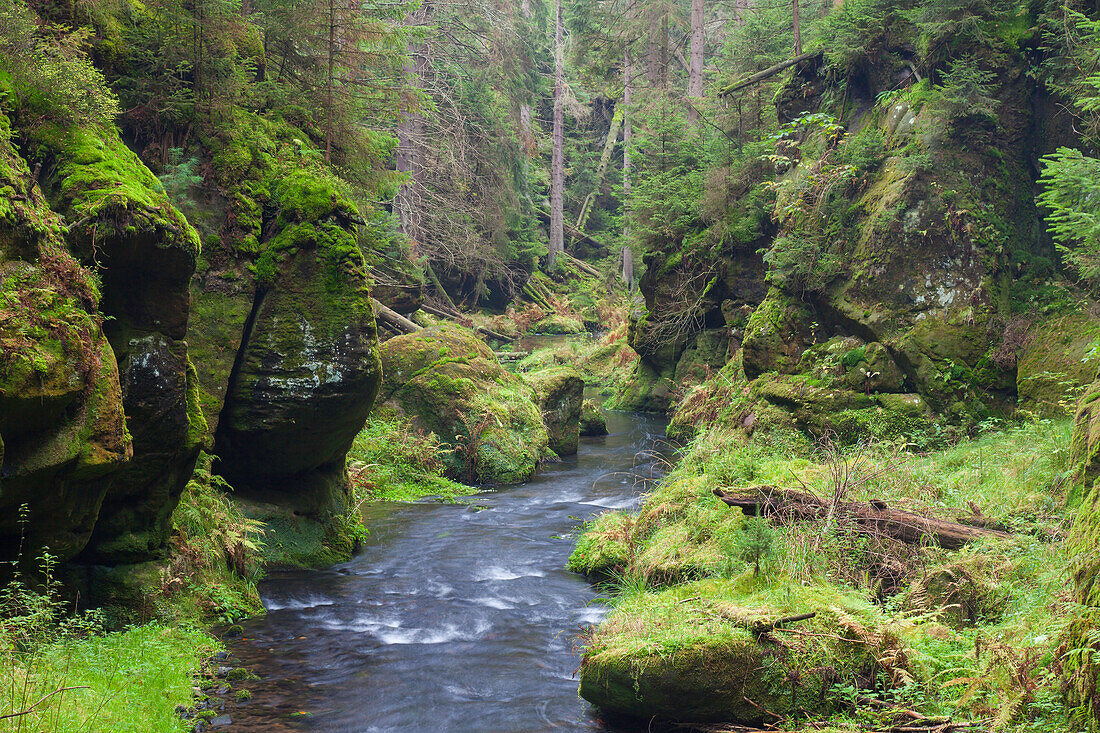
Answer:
xmin=0 ymin=553 xmax=216 ymax=732
xmin=347 ymin=414 xmax=476 ymax=502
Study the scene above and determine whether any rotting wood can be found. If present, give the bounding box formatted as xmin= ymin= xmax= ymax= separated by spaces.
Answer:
xmin=751 ymin=611 xmax=815 ymax=635
xmin=718 ymin=52 xmax=819 ymax=96
xmin=371 ymin=298 xmax=421 ymax=333
xmin=713 ymin=486 xmax=1011 ymax=550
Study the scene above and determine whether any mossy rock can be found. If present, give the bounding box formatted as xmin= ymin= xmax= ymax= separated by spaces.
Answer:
xmin=1066 ymin=458 xmax=1100 ymax=726
xmin=568 ymin=511 xmax=632 ymax=576
xmin=0 ymin=112 xmax=130 ymax=568
xmin=580 ymin=400 xmax=609 ymax=436
xmin=741 ymin=289 xmax=814 ymax=379
xmin=579 ymin=578 xmax=883 ymax=723
xmin=527 ymin=367 xmax=584 ymax=456
xmin=900 ymin=552 xmax=1009 ymax=627
xmin=605 ymin=361 xmax=673 ymax=412
xmin=379 ymin=325 xmax=549 ymax=484
xmin=1072 ymin=380 xmax=1100 ymax=505
xmin=531 ymin=313 xmax=585 ymax=335
xmin=1017 ymin=310 xmax=1100 ymax=417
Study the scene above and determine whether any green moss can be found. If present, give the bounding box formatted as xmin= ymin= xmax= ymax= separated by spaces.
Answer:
xmin=379 ymin=325 xmax=549 ymax=484
xmin=1017 ymin=311 xmax=1100 ymax=417
xmin=579 ymin=577 xmax=885 ymax=723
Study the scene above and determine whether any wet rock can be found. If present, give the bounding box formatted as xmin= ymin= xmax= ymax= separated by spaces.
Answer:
xmin=580 ymin=400 xmax=609 ymax=436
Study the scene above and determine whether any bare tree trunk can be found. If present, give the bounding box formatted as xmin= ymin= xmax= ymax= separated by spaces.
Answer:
xmin=622 ymin=44 xmax=632 ymax=287
xmin=792 ymin=0 xmax=802 ymax=55
xmin=325 ymin=0 xmax=336 ymax=161
xmin=688 ymin=0 xmax=705 ymax=122
xmin=549 ymin=0 xmax=565 ymax=269
xmin=574 ymin=104 xmax=623 ymax=241
xmin=519 ymin=0 xmax=535 ymax=156
xmin=395 ymin=4 xmax=431 ymax=250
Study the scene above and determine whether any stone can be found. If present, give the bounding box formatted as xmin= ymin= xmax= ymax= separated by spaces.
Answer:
xmin=378 ymin=324 xmax=549 ymax=484
xmin=527 ymin=367 xmax=584 ymax=456
xmin=580 ymin=400 xmax=609 ymax=436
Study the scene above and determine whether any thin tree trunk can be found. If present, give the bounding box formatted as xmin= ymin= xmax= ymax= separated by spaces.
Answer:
xmin=549 ymin=0 xmax=565 ymax=269
xmin=574 ymin=105 xmax=623 ymax=241
xmin=792 ymin=0 xmax=802 ymax=55
xmin=688 ymin=0 xmax=705 ymax=122
xmin=395 ymin=4 xmax=430 ymax=249
xmin=622 ymin=44 xmax=633 ymax=287
xmin=520 ymin=0 xmax=535 ymax=155
xmin=325 ymin=0 xmax=336 ymax=161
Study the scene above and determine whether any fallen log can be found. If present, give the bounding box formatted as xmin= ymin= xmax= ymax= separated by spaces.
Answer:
xmin=718 ymin=51 xmax=820 ymax=97
xmin=371 ymin=298 xmax=421 ymax=334
xmin=418 ymin=302 xmax=516 ymax=342
xmin=713 ymin=486 xmax=1011 ymax=550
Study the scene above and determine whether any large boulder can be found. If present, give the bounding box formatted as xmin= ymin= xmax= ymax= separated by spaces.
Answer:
xmin=378 ymin=325 xmax=549 ymax=484
xmin=0 ymin=112 xmax=131 ymax=569
xmin=24 ymin=120 xmax=206 ymax=579
xmin=527 ymin=367 xmax=584 ymax=456
xmin=208 ymin=171 xmax=382 ymax=566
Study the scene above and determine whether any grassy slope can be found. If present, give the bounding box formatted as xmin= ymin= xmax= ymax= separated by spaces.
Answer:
xmin=573 ymin=418 xmax=1078 ymax=730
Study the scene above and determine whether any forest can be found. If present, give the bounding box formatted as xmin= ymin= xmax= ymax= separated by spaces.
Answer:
xmin=3 ymin=0 xmax=1100 ymax=728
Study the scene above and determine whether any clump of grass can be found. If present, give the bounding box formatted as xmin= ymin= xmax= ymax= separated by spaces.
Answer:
xmin=347 ymin=414 xmax=476 ymax=502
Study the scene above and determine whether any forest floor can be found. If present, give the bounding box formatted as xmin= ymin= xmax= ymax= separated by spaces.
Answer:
xmin=571 ymin=416 xmax=1080 ymax=732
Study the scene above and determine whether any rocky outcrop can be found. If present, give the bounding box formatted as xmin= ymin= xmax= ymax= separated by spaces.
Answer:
xmin=0 ymin=112 xmax=131 ymax=569
xmin=527 ymin=367 xmax=584 ymax=456
xmin=1067 ymin=377 xmax=1100 ymax=727
xmin=187 ymin=129 xmax=384 ymax=566
xmin=377 ymin=325 xmax=549 ymax=484
xmin=22 ymin=121 xmax=206 ymax=586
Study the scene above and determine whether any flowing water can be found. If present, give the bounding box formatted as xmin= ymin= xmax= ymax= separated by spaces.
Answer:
xmin=225 ymin=409 xmax=667 ymax=732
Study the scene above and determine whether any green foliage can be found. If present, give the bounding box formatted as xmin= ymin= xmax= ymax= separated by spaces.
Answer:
xmin=924 ymin=56 xmax=1000 ymax=126
xmin=731 ymin=516 xmax=776 ymax=577
xmin=1 ymin=548 xmax=217 ymax=731
xmin=761 ymin=233 xmax=843 ymax=292
xmin=158 ymin=454 xmax=265 ymax=624
xmin=346 ymin=414 xmax=476 ymax=502
xmin=1038 ymin=148 xmax=1100 ymax=291
xmin=157 ymin=147 xmax=204 ymax=219
xmin=0 ymin=0 xmax=120 ymax=126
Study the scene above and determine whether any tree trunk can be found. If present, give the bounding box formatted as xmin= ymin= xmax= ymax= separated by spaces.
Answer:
xmin=622 ymin=246 xmax=634 ymax=288
xmin=372 ymin=298 xmax=421 ymax=333
xmin=395 ymin=5 xmax=430 ymax=249
xmin=549 ymin=0 xmax=565 ymax=269
xmin=325 ymin=0 xmax=336 ymax=161
xmin=573 ymin=104 xmax=623 ymax=242
xmin=792 ymin=0 xmax=802 ymax=56
xmin=622 ymin=44 xmax=633 ymax=286
xmin=713 ymin=486 xmax=1012 ymax=550
xmin=688 ymin=0 xmax=705 ymax=122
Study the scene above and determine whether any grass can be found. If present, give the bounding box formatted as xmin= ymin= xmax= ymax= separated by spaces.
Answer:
xmin=1 ymin=553 xmax=217 ymax=733
xmin=347 ymin=414 xmax=477 ymax=502
xmin=573 ymin=416 xmax=1081 ymax=729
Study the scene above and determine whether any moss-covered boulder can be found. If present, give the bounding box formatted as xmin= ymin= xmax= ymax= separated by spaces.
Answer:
xmin=1016 ymin=310 xmax=1100 ymax=416
xmin=0 ymin=112 xmax=130 ymax=567
xmin=378 ymin=324 xmax=549 ymax=483
xmin=579 ymin=578 xmax=886 ymax=723
xmin=527 ymin=367 xmax=584 ymax=456
xmin=210 ymin=172 xmax=382 ymax=565
xmin=1066 ymin=379 xmax=1100 ymax=727
xmin=580 ymin=400 xmax=609 ymax=436
xmin=20 ymin=119 xmax=207 ymax=578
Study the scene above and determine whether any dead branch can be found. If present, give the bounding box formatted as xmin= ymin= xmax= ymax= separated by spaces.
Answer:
xmin=372 ymin=298 xmax=422 ymax=334
xmin=718 ymin=52 xmax=820 ymax=96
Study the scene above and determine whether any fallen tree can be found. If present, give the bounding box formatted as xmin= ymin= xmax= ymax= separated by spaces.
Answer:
xmin=372 ymin=298 xmax=421 ymax=334
xmin=418 ymin=302 xmax=515 ymax=342
xmin=713 ymin=486 xmax=1011 ymax=550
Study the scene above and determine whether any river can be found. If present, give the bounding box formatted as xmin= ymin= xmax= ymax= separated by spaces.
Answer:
xmin=223 ymin=408 xmax=667 ymax=732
